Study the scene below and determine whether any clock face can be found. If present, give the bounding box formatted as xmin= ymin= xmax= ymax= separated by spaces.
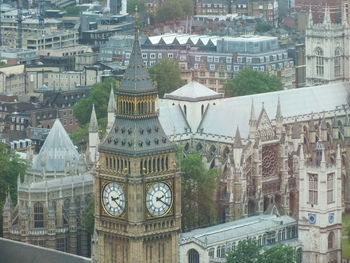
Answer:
xmin=146 ymin=182 xmax=172 ymax=217
xmin=102 ymin=182 xmax=125 ymax=217
xmin=328 ymin=213 xmax=335 ymax=224
xmin=308 ymin=213 xmax=316 ymax=224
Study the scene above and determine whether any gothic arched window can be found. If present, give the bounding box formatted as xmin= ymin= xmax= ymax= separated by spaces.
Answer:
xmin=328 ymin=231 xmax=334 ymax=249
xmin=334 ymin=48 xmax=341 ymax=77
xmin=309 ymin=174 xmax=318 ymax=205
xmin=315 ymin=48 xmax=324 ymax=76
xmin=188 ymin=249 xmax=199 ymax=263
xmin=34 ymin=202 xmax=44 ymax=228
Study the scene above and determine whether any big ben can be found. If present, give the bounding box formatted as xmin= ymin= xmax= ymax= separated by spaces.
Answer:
xmin=93 ymin=27 xmax=181 ymax=263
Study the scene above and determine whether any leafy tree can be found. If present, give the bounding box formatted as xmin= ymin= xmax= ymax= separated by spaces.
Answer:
xmin=224 ymin=68 xmax=282 ymax=97
xmin=62 ymin=6 xmax=83 ymax=17
xmin=73 ymin=78 xmax=117 ymax=126
xmin=0 ymin=143 xmax=27 ymax=236
xmin=226 ymin=239 xmax=262 ymax=263
xmin=226 ymin=240 xmax=299 ymax=263
xmin=127 ymin=0 xmax=146 ymax=14
xmin=255 ymin=23 xmax=272 ymax=33
xmin=83 ymin=196 xmax=95 ymax=235
xmin=148 ymin=58 xmax=185 ymax=98
xmin=180 ymin=150 xmax=218 ymax=231
xmin=154 ymin=0 xmax=193 ymax=24
xmin=260 ymin=244 xmax=298 ymax=263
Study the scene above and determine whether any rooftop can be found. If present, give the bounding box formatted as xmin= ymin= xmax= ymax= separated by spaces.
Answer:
xmin=164 ymin=81 xmax=223 ymax=102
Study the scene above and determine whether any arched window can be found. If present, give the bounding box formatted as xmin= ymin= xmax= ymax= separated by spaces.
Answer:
xmin=188 ymin=249 xmax=199 ymax=263
xmin=201 ymin=104 xmax=204 ymax=116
xmin=328 ymin=232 xmax=334 ymax=249
xmin=183 ymin=105 xmax=187 ymax=116
xmin=334 ymin=48 xmax=341 ymax=77
xmin=315 ymin=48 xmax=324 ymax=77
xmin=309 ymin=174 xmax=318 ymax=205
xmin=34 ymin=202 xmax=44 ymax=228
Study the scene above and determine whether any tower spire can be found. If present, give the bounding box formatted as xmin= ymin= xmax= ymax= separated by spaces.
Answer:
xmin=89 ymin=104 xmax=98 ymax=133
xmin=307 ymin=6 xmax=313 ymax=27
xmin=233 ymin=126 xmax=243 ymax=148
xmin=323 ymin=4 xmax=331 ymax=25
xmin=276 ymin=96 xmax=282 ymax=120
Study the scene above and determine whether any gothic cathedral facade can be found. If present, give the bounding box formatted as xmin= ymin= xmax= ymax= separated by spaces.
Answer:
xmin=92 ymin=30 xmax=181 ymax=263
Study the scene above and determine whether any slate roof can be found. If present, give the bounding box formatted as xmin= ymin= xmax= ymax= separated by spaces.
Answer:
xmin=0 ymin=238 xmax=91 ymax=263
xmin=180 ymin=214 xmax=296 ymax=246
xmin=119 ymin=30 xmax=156 ymax=95
xmin=197 ymin=82 xmax=350 ymax=138
xmin=32 ymin=119 xmax=80 ymax=172
xmin=164 ymin=81 xmax=224 ymax=102
xmin=99 ymin=117 xmax=175 ymax=156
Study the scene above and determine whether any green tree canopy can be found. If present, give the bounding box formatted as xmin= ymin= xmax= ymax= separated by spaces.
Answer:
xmin=226 ymin=239 xmax=262 ymax=263
xmin=180 ymin=150 xmax=218 ymax=231
xmin=148 ymin=58 xmax=185 ymax=98
xmin=73 ymin=78 xmax=117 ymax=126
xmin=224 ymin=68 xmax=282 ymax=97
xmin=0 ymin=143 xmax=27 ymax=236
xmin=83 ymin=196 xmax=95 ymax=235
xmin=127 ymin=0 xmax=146 ymax=14
xmin=226 ymin=240 xmax=299 ymax=263
xmin=154 ymin=0 xmax=193 ymax=24
xmin=255 ymin=22 xmax=272 ymax=33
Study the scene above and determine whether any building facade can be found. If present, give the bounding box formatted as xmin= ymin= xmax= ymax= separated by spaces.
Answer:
xmin=305 ymin=5 xmax=349 ymax=85
xmin=3 ymin=119 xmax=92 ymax=257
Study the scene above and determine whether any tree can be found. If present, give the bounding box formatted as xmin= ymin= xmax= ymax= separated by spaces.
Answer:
xmin=154 ymin=0 xmax=193 ymax=24
xmin=83 ymin=196 xmax=95 ymax=235
xmin=226 ymin=240 xmax=299 ymax=263
xmin=255 ymin=23 xmax=272 ymax=33
xmin=73 ymin=78 xmax=117 ymax=126
xmin=180 ymin=150 xmax=218 ymax=231
xmin=224 ymin=68 xmax=282 ymax=97
xmin=226 ymin=239 xmax=262 ymax=263
xmin=62 ymin=6 xmax=83 ymax=17
xmin=127 ymin=0 xmax=146 ymax=14
xmin=260 ymin=244 xmax=298 ymax=263
xmin=148 ymin=58 xmax=185 ymax=98
xmin=0 ymin=143 xmax=27 ymax=236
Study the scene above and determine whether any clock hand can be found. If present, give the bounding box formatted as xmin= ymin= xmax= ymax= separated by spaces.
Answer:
xmin=156 ymin=195 xmax=170 ymax=206
xmin=111 ymin=196 xmax=123 ymax=209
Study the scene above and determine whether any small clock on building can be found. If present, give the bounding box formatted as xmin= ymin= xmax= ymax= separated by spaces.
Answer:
xmin=308 ymin=213 xmax=316 ymax=224
xmin=328 ymin=213 xmax=335 ymax=224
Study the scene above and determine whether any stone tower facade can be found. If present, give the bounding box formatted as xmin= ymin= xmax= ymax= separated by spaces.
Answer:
xmin=93 ymin=29 xmax=181 ymax=263
xmin=306 ymin=5 xmax=350 ymax=85
xmin=298 ymin=144 xmax=342 ymax=263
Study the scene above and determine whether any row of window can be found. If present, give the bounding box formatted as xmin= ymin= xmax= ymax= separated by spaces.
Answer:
xmin=308 ymin=173 xmax=335 ymax=205
xmin=208 ymin=226 xmax=298 ymax=259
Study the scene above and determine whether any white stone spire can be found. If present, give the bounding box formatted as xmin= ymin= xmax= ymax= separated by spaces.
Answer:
xmin=307 ymin=7 xmax=313 ymax=28
xmin=89 ymin=104 xmax=100 ymax=164
xmin=323 ymin=4 xmax=332 ymax=26
xmin=89 ymin=104 xmax=98 ymax=133
xmin=106 ymin=87 xmax=116 ymax=135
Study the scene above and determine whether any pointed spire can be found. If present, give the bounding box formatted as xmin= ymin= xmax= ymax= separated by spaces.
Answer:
xmin=323 ymin=4 xmax=331 ymax=25
xmin=89 ymin=104 xmax=98 ymax=133
xmin=249 ymin=99 xmax=256 ymax=123
xmin=343 ymin=6 xmax=348 ymax=26
xmin=233 ymin=126 xmax=243 ymax=148
xmin=276 ymin=97 xmax=282 ymax=120
xmin=321 ymin=113 xmax=327 ymax=130
xmin=307 ymin=6 xmax=313 ymax=27
xmin=107 ymin=86 xmax=116 ymax=113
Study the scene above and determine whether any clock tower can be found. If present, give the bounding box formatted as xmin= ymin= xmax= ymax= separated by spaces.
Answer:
xmin=93 ymin=28 xmax=181 ymax=263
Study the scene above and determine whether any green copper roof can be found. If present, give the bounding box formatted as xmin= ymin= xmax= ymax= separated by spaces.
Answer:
xmin=119 ymin=30 xmax=156 ymax=94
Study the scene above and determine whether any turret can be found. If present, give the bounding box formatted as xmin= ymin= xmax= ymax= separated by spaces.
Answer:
xmin=320 ymin=114 xmax=328 ymax=141
xmin=275 ymin=97 xmax=283 ymax=137
xmin=248 ymin=100 xmax=257 ymax=139
xmin=233 ymin=126 xmax=243 ymax=168
xmin=307 ymin=7 xmax=313 ymax=28
xmin=47 ymin=200 xmax=56 ymax=249
xmin=68 ymin=188 xmax=77 ymax=254
xmin=2 ymin=191 xmax=13 ymax=236
xmin=106 ymin=87 xmax=116 ymax=135
xmin=89 ymin=104 xmax=99 ymax=164
xmin=323 ymin=5 xmax=332 ymax=26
